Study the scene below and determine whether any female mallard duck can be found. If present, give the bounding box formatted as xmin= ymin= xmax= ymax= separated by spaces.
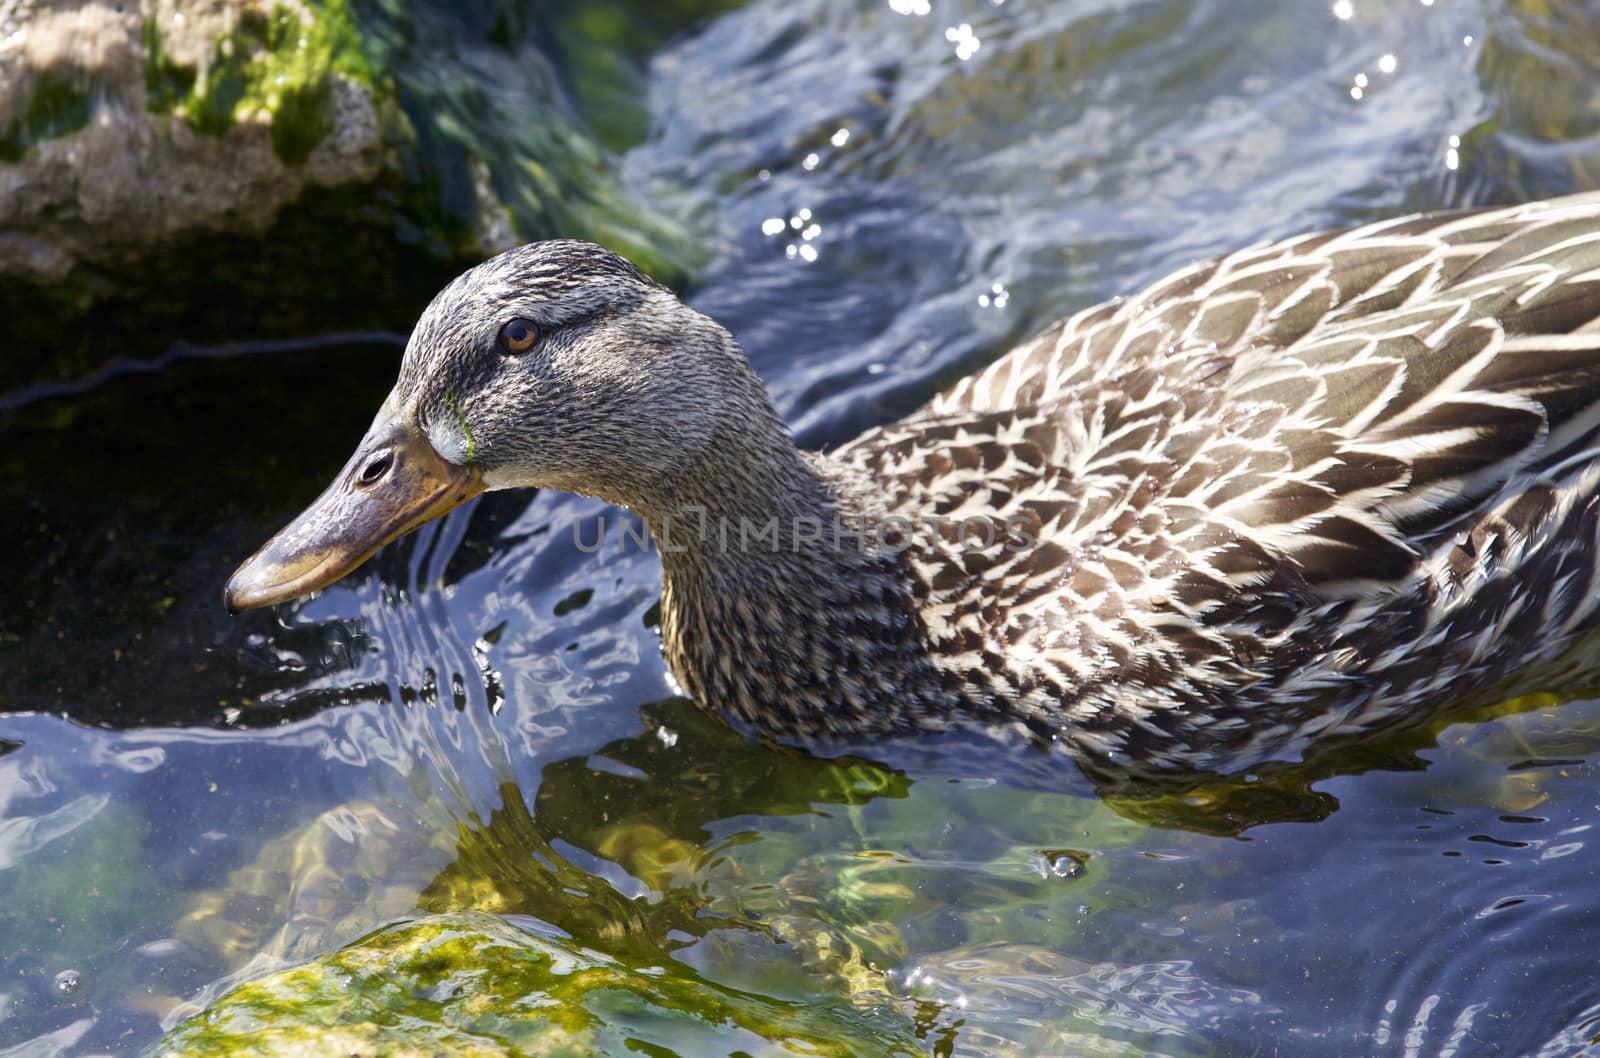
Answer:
xmin=228 ymin=193 xmax=1600 ymax=775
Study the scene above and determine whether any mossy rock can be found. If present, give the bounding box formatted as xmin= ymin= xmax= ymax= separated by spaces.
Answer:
xmin=151 ymin=911 xmax=924 ymax=1058
xmin=0 ymin=0 xmax=706 ymax=391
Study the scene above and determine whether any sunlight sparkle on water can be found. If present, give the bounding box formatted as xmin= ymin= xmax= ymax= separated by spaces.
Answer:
xmin=1332 ymin=0 xmax=1354 ymax=19
xmin=765 ymin=209 xmax=820 ymax=254
xmin=888 ymin=0 xmax=931 ymax=15
xmin=765 ymin=208 xmax=822 ymax=261
xmin=946 ymin=23 xmax=980 ymax=61
xmin=978 ymin=282 xmax=1009 ymax=309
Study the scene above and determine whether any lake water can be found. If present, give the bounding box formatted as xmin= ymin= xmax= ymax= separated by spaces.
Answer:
xmin=4 ymin=0 xmax=1600 ymax=1055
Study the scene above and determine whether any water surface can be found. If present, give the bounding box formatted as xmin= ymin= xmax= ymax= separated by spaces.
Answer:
xmin=4 ymin=1 xmax=1600 ymax=1055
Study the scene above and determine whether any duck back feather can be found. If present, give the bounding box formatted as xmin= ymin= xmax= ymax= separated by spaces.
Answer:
xmin=830 ymin=194 xmax=1600 ymax=770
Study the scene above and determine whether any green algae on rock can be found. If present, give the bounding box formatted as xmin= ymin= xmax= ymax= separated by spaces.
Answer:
xmin=141 ymin=4 xmax=375 ymax=164
xmin=349 ymin=0 xmax=701 ymax=283
xmin=0 ymin=0 xmax=701 ymax=390
xmin=0 ymin=1 xmax=391 ymax=284
xmin=151 ymin=911 xmax=924 ymax=1058
xmin=0 ymin=66 xmax=91 ymax=163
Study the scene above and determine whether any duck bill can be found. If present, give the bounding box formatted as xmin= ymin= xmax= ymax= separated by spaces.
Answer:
xmin=224 ymin=413 xmax=484 ymax=614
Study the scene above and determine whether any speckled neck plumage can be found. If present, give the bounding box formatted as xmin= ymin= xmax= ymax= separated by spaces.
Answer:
xmin=644 ymin=392 xmax=974 ymax=737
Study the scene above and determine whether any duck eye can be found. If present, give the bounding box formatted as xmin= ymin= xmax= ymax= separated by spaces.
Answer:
xmin=498 ymin=318 xmax=540 ymax=355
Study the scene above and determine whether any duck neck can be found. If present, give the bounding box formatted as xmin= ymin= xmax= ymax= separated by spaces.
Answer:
xmin=641 ymin=401 xmax=839 ymax=552
xmin=643 ymin=393 xmax=957 ymax=737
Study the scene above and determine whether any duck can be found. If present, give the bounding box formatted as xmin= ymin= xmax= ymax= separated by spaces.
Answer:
xmin=227 ymin=192 xmax=1600 ymax=776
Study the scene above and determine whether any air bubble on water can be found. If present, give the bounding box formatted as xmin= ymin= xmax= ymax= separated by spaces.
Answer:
xmin=1040 ymin=849 xmax=1088 ymax=878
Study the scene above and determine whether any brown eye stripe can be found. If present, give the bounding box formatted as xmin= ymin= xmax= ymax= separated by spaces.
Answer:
xmin=499 ymin=318 xmax=540 ymax=354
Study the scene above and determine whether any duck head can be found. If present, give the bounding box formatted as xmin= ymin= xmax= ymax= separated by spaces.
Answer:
xmin=224 ymin=240 xmax=752 ymax=613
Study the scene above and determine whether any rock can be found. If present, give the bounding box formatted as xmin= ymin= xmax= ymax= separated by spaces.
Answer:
xmin=0 ymin=0 xmax=702 ymax=389
xmin=151 ymin=911 xmax=925 ymax=1058
xmin=0 ymin=0 xmax=393 ymax=283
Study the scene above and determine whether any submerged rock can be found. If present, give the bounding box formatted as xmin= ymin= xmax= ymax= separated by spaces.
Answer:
xmin=898 ymin=944 xmax=1268 ymax=1058
xmin=173 ymin=801 xmax=454 ymax=978
xmin=151 ymin=911 xmax=924 ymax=1058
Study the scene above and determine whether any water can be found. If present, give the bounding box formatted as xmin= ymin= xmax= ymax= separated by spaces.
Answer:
xmin=4 ymin=0 xmax=1600 ymax=1054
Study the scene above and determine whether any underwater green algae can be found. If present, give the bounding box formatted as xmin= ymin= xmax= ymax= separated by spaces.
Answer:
xmin=174 ymin=802 xmax=457 ymax=971
xmin=144 ymin=701 xmax=1237 ymax=1058
xmin=134 ymin=667 xmax=1600 ymax=1058
xmin=464 ymin=704 xmax=1179 ymax=1032
xmin=0 ymin=800 xmax=154 ymax=969
xmin=151 ymin=912 xmax=924 ymax=1058
xmin=348 ymin=0 xmax=704 ymax=283
xmin=0 ymin=793 xmax=171 ymax=1040
xmin=541 ymin=0 xmax=753 ymax=150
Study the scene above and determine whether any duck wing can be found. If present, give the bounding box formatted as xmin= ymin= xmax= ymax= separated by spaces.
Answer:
xmin=864 ymin=194 xmax=1600 ymax=599
xmin=830 ymin=195 xmax=1600 ymax=764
